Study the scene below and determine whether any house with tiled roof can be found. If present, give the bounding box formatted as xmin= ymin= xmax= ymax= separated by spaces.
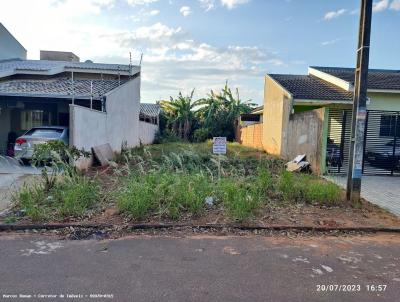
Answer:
xmin=256 ymin=66 xmax=400 ymax=175
xmin=0 ymin=25 xmax=159 ymax=166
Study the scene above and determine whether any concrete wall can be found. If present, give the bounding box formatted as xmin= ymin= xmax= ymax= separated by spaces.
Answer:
xmin=70 ymin=77 xmax=141 ymax=168
xmin=285 ymin=108 xmax=326 ymax=174
xmin=69 ymin=105 xmax=108 ymax=151
xmin=139 ymin=122 xmax=158 ymax=145
xmin=239 ymin=123 xmax=263 ymax=150
xmin=262 ymin=76 xmax=293 ymax=155
xmin=105 ymin=77 xmax=140 ymax=150
xmin=0 ymin=23 xmax=26 ymax=60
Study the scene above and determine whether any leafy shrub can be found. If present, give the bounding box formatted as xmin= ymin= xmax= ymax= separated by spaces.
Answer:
xmin=154 ymin=129 xmax=183 ymax=144
xmin=193 ymin=128 xmax=210 ymax=142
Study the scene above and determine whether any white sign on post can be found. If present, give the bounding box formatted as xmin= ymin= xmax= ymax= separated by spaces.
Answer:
xmin=213 ymin=137 xmax=227 ymax=155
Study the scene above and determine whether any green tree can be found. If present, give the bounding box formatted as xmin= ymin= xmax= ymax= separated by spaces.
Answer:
xmin=196 ymin=83 xmax=255 ymax=140
xmin=161 ymin=90 xmax=198 ymax=140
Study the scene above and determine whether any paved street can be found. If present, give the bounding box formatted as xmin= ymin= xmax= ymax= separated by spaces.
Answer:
xmin=327 ymin=175 xmax=400 ymax=216
xmin=0 ymin=156 xmax=40 ymax=211
xmin=0 ymin=234 xmax=399 ymax=301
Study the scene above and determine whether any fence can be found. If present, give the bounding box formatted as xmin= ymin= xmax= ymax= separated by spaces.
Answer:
xmin=326 ymin=109 xmax=400 ymax=176
xmin=238 ymin=123 xmax=263 ymax=149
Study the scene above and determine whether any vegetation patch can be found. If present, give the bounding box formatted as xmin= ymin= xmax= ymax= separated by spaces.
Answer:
xmin=113 ymin=142 xmax=343 ymax=222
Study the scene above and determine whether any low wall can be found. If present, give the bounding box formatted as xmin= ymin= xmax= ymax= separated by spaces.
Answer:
xmin=285 ymin=108 xmax=325 ymax=174
xmin=70 ymin=77 xmax=141 ymax=169
xmin=69 ymin=105 xmax=108 ymax=151
xmin=239 ymin=123 xmax=263 ymax=149
xmin=69 ymin=105 xmax=108 ymax=170
xmin=139 ymin=122 xmax=158 ymax=145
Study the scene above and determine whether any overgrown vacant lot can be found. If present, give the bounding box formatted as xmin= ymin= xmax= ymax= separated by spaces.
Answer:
xmin=6 ymin=142 xmax=400 ymax=228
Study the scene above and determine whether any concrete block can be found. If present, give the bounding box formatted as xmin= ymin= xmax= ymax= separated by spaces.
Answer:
xmin=92 ymin=143 xmax=115 ymax=166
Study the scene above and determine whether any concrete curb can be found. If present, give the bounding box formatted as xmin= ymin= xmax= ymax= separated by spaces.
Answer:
xmin=1 ymin=223 xmax=400 ymax=233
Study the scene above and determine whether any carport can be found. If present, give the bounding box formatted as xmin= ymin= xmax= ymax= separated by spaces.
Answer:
xmin=0 ymin=95 xmax=103 ymax=156
xmin=0 ymin=77 xmax=120 ymax=156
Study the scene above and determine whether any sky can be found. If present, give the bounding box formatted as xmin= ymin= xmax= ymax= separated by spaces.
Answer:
xmin=0 ymin=0 xmax=399 ymax=104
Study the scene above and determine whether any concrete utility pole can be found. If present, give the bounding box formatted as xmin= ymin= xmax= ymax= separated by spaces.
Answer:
xmin=346 ymin=0 xmax=373 ymax=202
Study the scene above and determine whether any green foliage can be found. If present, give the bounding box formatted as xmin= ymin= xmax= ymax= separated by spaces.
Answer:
xmin=160 ymin=83 xmax=256 ymax=142
xmin=31 ymin=141 xmax=89 ymax=191
xmin=278 ymin=171 xmax=341 ymax=204
xmin=116 ymin=170 xmax=214 ymax=220
xmin=13 ymin=175 xmax=100 ymax=221
xmin=13 ymin=184 xmax=49 ymax=221
xmin=32 ymin=140 xmax=89 ymax=167
xmin=51 ymin=176 xmax=100 ymax=217
xmin=116 ymin=173 xmax=157 ymax=219
xmin=12 ymin=141 xmax=99 ymax=221
xmin=217 ymin=178 xmax=262 ymax=221
xmin=154 ymin=129 xmax=183 ymax=144
xmin=193 ymin=128 xmax=210 ymax=142
xmin=115 ymin=142 xmax=343 ymax=222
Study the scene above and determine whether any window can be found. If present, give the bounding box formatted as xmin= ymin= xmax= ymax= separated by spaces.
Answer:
xmin=21 ymin=110 xmax=52 ymax=131
xmin=380 ymin=115 xmax=400 ymax=137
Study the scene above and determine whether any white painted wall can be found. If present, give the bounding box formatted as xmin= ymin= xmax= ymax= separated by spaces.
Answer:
xmin=105 ymin=77 xmax=140 ymax=150
xmin=0 ymin=23 xmax=26 ymax=60
xmin=70 ymin=76 xmax=141 ymax=154
xmin=69 ymin=105 xmax=108 ymax=151
xmin=139 ymin=122 xmax=158 ymax=145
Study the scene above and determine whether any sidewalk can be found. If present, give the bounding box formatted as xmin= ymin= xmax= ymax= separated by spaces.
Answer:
xmin=326 ymin=175 xmax=400 ymax=216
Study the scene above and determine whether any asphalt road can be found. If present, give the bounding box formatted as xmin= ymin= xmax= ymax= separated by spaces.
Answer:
xmin=0 ymin=233 xmax=399 ymax=301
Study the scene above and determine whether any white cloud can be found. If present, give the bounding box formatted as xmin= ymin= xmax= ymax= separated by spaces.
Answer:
xmin=180 ymin=6 xmax=192 ymax=17
xmin=321 ymin=38 xmax=341 ymax=46
xmin=126 ymin=0 xmax=158 ymax=6
xmin=390 ymin=0 xmax=400 ymax=10
xmin=149 ymin=9 xmax=160 ymax=15
xmin=0 ymin=1 xmax=277 ymax=103
xmin=324 ymin=9 xmax=347 ymax=20
xmin=220 ymin=0 xmax=250 ymax=10
xmin=199 ymin=0 xmax=215 ymax=11
xmin=108 ymin=22 xmax=280 ymax=102
xmin=373 ymin=0 xmax=389 ymax=12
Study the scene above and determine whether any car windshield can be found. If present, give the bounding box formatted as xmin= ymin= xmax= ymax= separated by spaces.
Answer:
xmin=25 ymin=128 xmax=63 ymax=139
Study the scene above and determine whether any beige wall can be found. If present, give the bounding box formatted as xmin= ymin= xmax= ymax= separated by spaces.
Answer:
xmin=367 ymin=92 xmax=400 ymax=111
xmin=262 ymin=76 xmax=293 ymax=155
xmin=239 ymin=123 xmax=263 ymax=150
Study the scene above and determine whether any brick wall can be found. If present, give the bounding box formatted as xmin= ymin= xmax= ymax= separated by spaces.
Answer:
xmin=239 ymin=123 xmax=263 ymax=149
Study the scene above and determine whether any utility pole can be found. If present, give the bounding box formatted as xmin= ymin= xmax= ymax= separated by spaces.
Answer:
xmin=346 ymin=0 xmax=373 ymax=202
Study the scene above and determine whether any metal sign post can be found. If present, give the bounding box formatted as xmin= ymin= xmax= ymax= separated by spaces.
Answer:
xmin=213 ymin=137 xmax=227 ymax=179
xmin=346 ymin=0 xmax=373 ymax=202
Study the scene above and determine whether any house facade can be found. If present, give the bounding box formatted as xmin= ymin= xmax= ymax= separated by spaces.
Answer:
xmin=261 ymin=66 xmax=400 ymax=175
xmin=0 ymin=57 xmax=161 ymax=169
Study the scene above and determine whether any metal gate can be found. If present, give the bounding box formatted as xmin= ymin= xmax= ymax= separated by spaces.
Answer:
xmin=326 ymin=109 xmax=400 ymax=176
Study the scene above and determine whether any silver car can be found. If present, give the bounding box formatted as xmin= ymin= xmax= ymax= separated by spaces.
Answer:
xmin=14 ymin=126 xmax=69 ymax=162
